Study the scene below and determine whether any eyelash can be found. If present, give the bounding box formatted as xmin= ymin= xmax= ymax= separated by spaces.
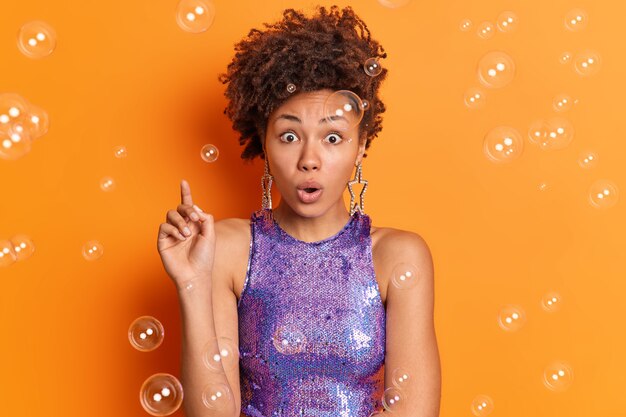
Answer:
xmin=278 ymin=131 xmax=344 ymax=144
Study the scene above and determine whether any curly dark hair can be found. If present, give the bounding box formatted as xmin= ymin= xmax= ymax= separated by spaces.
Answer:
xmin=218 ymin=5 xmax=388 ymax=162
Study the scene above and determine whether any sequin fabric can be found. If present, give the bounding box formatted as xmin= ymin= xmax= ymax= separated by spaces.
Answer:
xmin=237 ymin=208 xmax=386 ymax=417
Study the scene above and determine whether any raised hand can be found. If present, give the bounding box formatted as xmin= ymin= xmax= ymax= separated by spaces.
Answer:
xmin=157 ymin=179 xmax=216 ymax=291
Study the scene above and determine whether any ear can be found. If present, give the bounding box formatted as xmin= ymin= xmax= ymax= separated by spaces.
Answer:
xmin=355 ymin=138 xmax=366 ymax=165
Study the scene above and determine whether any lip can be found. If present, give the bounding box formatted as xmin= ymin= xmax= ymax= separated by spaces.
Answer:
xmin=297 ymin=188 xmax=323 ymax=203
xmin=297 ymin=180 xmax=323 ymax=191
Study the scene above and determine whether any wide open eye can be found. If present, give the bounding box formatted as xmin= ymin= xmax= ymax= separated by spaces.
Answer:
xmin=324 ymin=132 xmax=343 ymax=144
xmin=279 ymin=132 xmax=299 ymax=143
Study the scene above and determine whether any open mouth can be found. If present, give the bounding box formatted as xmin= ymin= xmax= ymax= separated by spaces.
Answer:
xmin=304 ymin=188 xmax=318 ymax=193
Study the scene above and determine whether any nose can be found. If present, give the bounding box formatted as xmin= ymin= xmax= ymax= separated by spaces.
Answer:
xmin=298 ymin=140 xmax=320 ymax=171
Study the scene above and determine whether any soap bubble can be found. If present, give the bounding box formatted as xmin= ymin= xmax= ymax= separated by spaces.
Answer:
xmin=17 ymin=20 xmax=57 ymax=58
xmin=564 ymin=9 xmax=588 ymax=32
xmin=100 ymin=176 xmax=116 ymax=191
xmin=364 ymin=57 xmax=383 ymax=77
xmin=573 ymin=50 xmax=602 ymax=76
xmin=543 ymin=360 xmax=574 ymax=392
xmin=323 ymin=90 xmax=366 ymax=131
xmin=128 ymin=316 xmax=165 ymax=352
xmin=273 ymin=325 xmax=307 ymax=355
xmin=203 ymin=336 xmax=239 ymax=372
xmin=476 ymin=21 xmax=495 ymax=39
xmin=202 ymin=383 xmax=234 ymax=411
xmin=201 ymin=144 xmax=219 ymax=162
xmin=0 ymin=240 xmax=18 ymax=267
xmin=0 ymin=93 xmax=29 ymax=125
xmin=527 ymin=117 xmax=574 ymax=150
xmin=496 ymin=11 xmax=519 ymax=33
xmin=139 ymin=373 xmax=184 ymax=416
xmin=377 ymin=0 xmax=411 ymax=8
xmin=82 ymin=240 xmax=104 ymax=261
xmin=8 ymin=234 xmax=35 ymax=262
xmin=0 ymin=125 xmax=32 ymax=160
xmin=477 ymin=51 xmax=516 ymax=88
xmin=588 ymin=179 xmax=619 ymax=209
xmin=390 ymin=262 xmax=419 ymax=290
xmin=382 ymin=387 xmax=407 ymax=412
xmin=286 ymin=83 xmax=296 ymax=93
xmin=552 ymin=93 xmax=575 ymax=112
xmin=391 ymin=367 xmax=411 ymax=390
xmin=483 ymin=126 xmax=523 ymax=163
xmin=497 ymin=304 xmax=526 ymax=332
xmin=113 ymin=145 xmax=127 ymax=158
xmin=471 ymin=394 xmax=495 ymax=416
xmin=540 ymin=291 xmax=563 ymax=312
xmin=577 ymin=150 xmax=598 ymax=169
xmin=459 ymin=19 xmax=473 ymax=32
xmin=559 ymin=52 xmax=572 ymax=64
xmin=176 ymin=0 xmax=216 ymax=33
xmin=464 ymin=87 xmax=487 ymax=109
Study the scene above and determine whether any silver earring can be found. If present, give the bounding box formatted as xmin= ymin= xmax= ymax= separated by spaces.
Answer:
xmin=348 ymin=162 xmax=367 ymax=215
xmin=261 ymin=158 xmax=273 ymax=210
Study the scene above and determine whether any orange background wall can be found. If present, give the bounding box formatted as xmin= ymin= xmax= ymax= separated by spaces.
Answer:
xmin=1 ymin=0 xmax=625 ymax=416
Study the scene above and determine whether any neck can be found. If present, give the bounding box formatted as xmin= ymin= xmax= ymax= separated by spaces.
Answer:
xmin=271 ymin=200 xmax=352 ymax=243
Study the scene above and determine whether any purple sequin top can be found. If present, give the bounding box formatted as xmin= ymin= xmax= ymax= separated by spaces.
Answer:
xmin=237 ymin=208 xmax=386 ymax=417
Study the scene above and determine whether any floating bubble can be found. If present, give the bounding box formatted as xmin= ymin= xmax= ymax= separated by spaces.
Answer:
xmin=17 ymin=20 xmax=57 ymax=58
xmin=483 ymin=126 xmax=523 ymax=163
xmin=128 ymin=316 xmax=165 ymax=352
xmin=114 ymin=145 xmax=128 ymax=158
xmin=588 ymin=179 xmax=619 ymax=209
xmin=202 ymin=383 xmax=234 ymax=410
xmin=0 ymin=125 xmax=32 ymax=160
xmin=0 ymin=93 xmax=29 ymax=125
xmin=527 ymin=117 xmax=574 ymax=150
xmin=540 ymin=291 xmax=563 ymax=313
xmin=464 ymin=87 xmax=487 ymax=109
xmin=538 ymin=182 xmax=550 ymax=192
xmin=577 ymin=150 xmax=598 ymax=169
xmin=382 ymin=386 xmax=406 ymax=412
xmin=361 ymin=100 xmax=370 ymax=111
xmin=564 ymin=9 xmax=588 ymax=32
xmin=390 ymin=262 xmax=419 ymax=290
xmin=496 ymin=11 xmax=519 ymax=33
xmin=543 ymin=360 xmax=574 ymax=392
xmin=201 ymin=144 xmax=219 ymax=162
xmin=139 ymin=373 xmax=184 ymax=416
xmin=476 ymin=21 xmax=495 ymax=39
xmin=323 ymin=90 xmax=365 ymax=131
xmin=364 ymin=57 xmax=383 ymax=77
xmin=477 ymin=51 xmax=516 ymax=88
xmin=203 ymin=337 xmax=239 ymax=372
xmin=497 ymin=304 xmax=526 ymax=332
xmin=471 ymin=394 xmax=495 ymax=416
xmin=377 ymin=0 xmax=411 ymax=8
xmin=286 ymin=83 xmax=296 ymax=93
xmin=100 ymin=176 xmax=116 ymax=191
xmin=82 ymin=240 xmax=104 ymax=261
xmin=391 ymin=367 xmax=411 ymax=390
xmin=459 ymin=19 xmax=473 ymax=32
xmin=559 ymin=52 xmax=572 ymax=64
xmin=176 ymin=0 xmax=216 ymax=33
xmin=552 ymin=93 xmax=575 ymax=112
xmin=19 ymin=104 xmax=49 ymax=139
xmin=272 ymin=325 xmax=307 ymax=355
xmin=573 ymin=50 xmax=602 ymax=76
xmin=0 ymin=240 xmax=18 ymax=267
xmin=8 ymin=234 xmax=35 ymax=262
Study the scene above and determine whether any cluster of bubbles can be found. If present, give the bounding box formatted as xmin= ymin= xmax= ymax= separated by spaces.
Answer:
xmin=175 ymin=0 xmax=216 ymax=33
xmin=459 ymin=10 xmax=519 ymax=39
xmin=367 ymin=367 xmax=412 ymax=416
xmin=0 ymin=234 xmax=35 ymax=268
xmin=129 ymin=314 xmax=238 ymax=416
xmin=17 ymin=20 xmax=57 ymax=59
xmin=0 ymin=93 xmax=49 ymax=160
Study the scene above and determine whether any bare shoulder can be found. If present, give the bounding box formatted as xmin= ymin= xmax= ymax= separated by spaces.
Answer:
xmin=371 ymin=225 xmax=433 ymax=267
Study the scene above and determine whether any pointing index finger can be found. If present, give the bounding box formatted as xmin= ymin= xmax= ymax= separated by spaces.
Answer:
xmin=180 ymin=179 xmax=194 ymax=206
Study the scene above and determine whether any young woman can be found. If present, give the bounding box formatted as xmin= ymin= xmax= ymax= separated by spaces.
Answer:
xmin=157 ymin=5 xmax=441 ymax=417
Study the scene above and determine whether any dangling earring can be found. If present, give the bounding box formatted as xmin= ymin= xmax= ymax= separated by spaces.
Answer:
xmin=348 ymin=162 xmax=368 ymax=215
xmin=261 ymin=157 xmax=274 ymax=210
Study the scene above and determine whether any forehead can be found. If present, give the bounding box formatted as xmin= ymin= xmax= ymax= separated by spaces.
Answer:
xmin=270 ymin=89 xmax=335 ymax=120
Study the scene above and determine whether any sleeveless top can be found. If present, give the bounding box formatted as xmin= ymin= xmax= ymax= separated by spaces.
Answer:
xmin=237 ymin=208 xmax=386 ymax=417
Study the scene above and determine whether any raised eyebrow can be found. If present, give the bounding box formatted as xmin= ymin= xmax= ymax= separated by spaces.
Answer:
xmin=274 ymin=114 xmax=347 ymax=125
